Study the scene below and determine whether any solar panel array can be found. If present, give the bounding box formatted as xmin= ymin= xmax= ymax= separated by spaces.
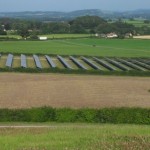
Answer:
xmin=57 ymin=55 xmax=72 ymax=69
xmin=0 ymin=54 xmax=150 ymax=72
xmin=45 ymin=55 xmax=56 ymax=68
xmin=70 ymin=56 xmax=87 ymax=70
xmin=105 ymin=58 xmax=130 ymax=71
xmin=128 ymin=59 xmax=150 ymax=70
xmin=117 ymin=58 xmax=146 ymax=71
xmin=93 ymin=57 xmax=116 ymax=71
xmin=138 ymin=59 xmax=150 ymax=65
xmin=82 ymin=57 xmax=101 ymax=70
xmin=33 ymin=55 xmax=42 ymax=69
xmin=21 ymin=54 xmax=27 ymax=68
xmin=6 ymin=54 xmax=13 ymax=67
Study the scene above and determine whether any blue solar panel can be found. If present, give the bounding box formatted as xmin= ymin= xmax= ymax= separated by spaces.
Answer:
xmin=93 ymin=57 xmax=116 ymax=71
xmin=70 ymin=56 xmax=87 ymax=70
xmin=82 ymin=57 xmax=101 ymax=70
xmin=45 ymin=55 xmax=56 ymax=68
xmin=128 ymin=59 xmax=150 ymax=70
xmin=117 ymin=58 xmax=146 ymax=71
xmin=33 ymin=55 xmax=42 ymax=69
xmin=57 ymin=55 xmax=72 ymax=69
xmin=6 ymin=54 xmax=13 ymax=67
xmin=105 ymin=58 xmax=130 ymax=71
xmin=21 ymin=54 xmax=27 ymax=68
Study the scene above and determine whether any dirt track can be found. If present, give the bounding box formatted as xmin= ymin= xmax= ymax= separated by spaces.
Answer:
xmin=0 ymin=73 xmax=150 ymax=108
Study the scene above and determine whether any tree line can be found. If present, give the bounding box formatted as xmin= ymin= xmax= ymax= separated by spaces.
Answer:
xmin=0 ymin=16 xmax=150 ymax=39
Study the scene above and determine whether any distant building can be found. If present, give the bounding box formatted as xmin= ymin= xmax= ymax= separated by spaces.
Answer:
xmin=39 ymin=37 xmax=48 ymax=40
xmin=99 ymin=34 xmax=107 ymax=38
xmin=106 ymin=33 xmax=118 ymax=38
xmin=95 ymin=33 xmax=99 ymax=37
xmin=125 ymin=33 xmax=133 ymax=38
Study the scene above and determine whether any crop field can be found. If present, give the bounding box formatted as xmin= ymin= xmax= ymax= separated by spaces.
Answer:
xmin=0 ymin=73 xmax=149 ymax=109
xmin=0 ymin=124 xmax=150 ymax=150
xmin=0 ymin=38 xmax=150 ymax=57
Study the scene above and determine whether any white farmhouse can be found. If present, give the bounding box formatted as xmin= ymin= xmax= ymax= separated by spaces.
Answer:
xmin=106 ymin=33 xmax=118 ymax=38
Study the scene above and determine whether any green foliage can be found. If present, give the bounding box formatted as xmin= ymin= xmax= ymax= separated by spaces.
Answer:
xmin=18 ymin=26 xmax=30 ymax=39
xmin=70 ymin=16 xmax=106 ymax=30
xmin=29 ymin=30 xmax=39 ymax=39
xmin=2 ymin=16 xmax=149 ymax=36
xmin=28 ymin=107 xmax=55 ymax=122
xmin=0 ymin=107 xmax=149 ymax=124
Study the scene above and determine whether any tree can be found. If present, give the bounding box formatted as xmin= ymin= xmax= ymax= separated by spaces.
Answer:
xmin=30 ymin=30 xmax=38 ymax=40
xmin=18 ymin=25 xmax=29 ymax=39
xmin=69 ymin=16 xmax=106 ymax=30
xmin=0 ymin=25 xmax=7 ymax=35
xmin=144 ymin=20 xmax=150 ymax=24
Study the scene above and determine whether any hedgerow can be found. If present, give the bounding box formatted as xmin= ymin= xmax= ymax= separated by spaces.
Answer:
xmin=0 ymin=107 xmax=149 ymax=124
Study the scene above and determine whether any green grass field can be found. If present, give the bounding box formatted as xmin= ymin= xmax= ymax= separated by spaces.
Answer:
xmin=123 ymin=19 xmax=150 ymax=27
xmin=0 ymin=124 xmax=149 ymax=150
xmin=0 ymin=34 xmax=92 ymax=39
xmin=0 ymin=38 xmax=150 ymax=57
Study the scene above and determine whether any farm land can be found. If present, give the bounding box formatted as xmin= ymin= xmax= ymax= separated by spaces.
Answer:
xmin=0 ymin=36 xmax=150 ymax=150
xmin=0 ymin=38 xmax=150 ymax=57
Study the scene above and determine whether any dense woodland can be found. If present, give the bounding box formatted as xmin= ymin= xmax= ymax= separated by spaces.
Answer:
xmin=0 ymin=16 xmax=150 ymax=39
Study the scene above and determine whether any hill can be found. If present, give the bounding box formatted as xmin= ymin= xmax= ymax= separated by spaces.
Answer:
xmin=0 ymin=9 xmax=150 ymax=21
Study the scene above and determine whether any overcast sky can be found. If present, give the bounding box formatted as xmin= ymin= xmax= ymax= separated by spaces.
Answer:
xmin=0 ymin=0 xmax=150 ymax=12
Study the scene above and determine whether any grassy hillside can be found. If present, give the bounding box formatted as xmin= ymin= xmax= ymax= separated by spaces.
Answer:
xmin=0 ymin=124 xmax=149 ymax=150
xmin=0 ymin=38 xmax=150 ymax=57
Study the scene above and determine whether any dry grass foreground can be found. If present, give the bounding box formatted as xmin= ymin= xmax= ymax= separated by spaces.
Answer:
xmin=0 ymin=73 xmax=150 ymax=109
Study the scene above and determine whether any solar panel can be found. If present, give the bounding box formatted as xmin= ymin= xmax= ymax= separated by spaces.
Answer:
xmin=57 ymin=55 xmax=72 ymax=69
xmin=105 ymin=58 xmax=130 ymax=71
xmin=21 ymin=54 xmax=27 ymax=68
xmin=70 ymin=56 xmax=87 ymax=70
xmin=117 ymin=58 xmax=146 ymax=71
xmin=6 ymin=54 xmax=13 ymax=67
xmin=45 ymin=55 xmax=56 ymax=68
xmin=128 ymin=59 xmax=150 ymax=70
xmin=33 ymin=55 xmax=42 ymax=69
xmin=138 ymin=59 xmax=150 ymax=65
xmin=82 ymin=57 xmax=101 ymax=70
xmin=93 ymin=57 xmax=116 ymax=71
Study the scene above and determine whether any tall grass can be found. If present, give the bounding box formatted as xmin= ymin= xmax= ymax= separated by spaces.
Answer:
xmin=0 ymin=124 xmax=150 ymax=150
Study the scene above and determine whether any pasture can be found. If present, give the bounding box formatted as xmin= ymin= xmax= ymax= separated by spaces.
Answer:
xmin=0 ymin=38 xmax=150 ymax=57
xmin=0 ymin=124 xmax=150 ymax=150
xmin=124 ymin=19 xmax=150 ymax=27
xmin=0 ymin=33 xmax=91 ymax=39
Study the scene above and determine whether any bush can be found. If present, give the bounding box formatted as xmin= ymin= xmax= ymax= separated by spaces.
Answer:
xmin=0 ymin=107 xmax=149 ymax=124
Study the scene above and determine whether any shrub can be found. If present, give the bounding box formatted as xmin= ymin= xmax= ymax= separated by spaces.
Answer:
xmin=0 ymin=107 xmax=150 ymax=124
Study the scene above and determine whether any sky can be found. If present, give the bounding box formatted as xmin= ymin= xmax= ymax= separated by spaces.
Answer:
xmin=0 ymin=0 xmax=150 ymax=12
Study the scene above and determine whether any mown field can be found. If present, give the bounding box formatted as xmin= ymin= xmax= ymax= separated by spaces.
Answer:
xmin=0 ymin=34 xmax=91 ymax=39
xmin=0 ymin=38 xmax=150 ymax=57
xmin=0 ymin=124 xmax=150 ymax=150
